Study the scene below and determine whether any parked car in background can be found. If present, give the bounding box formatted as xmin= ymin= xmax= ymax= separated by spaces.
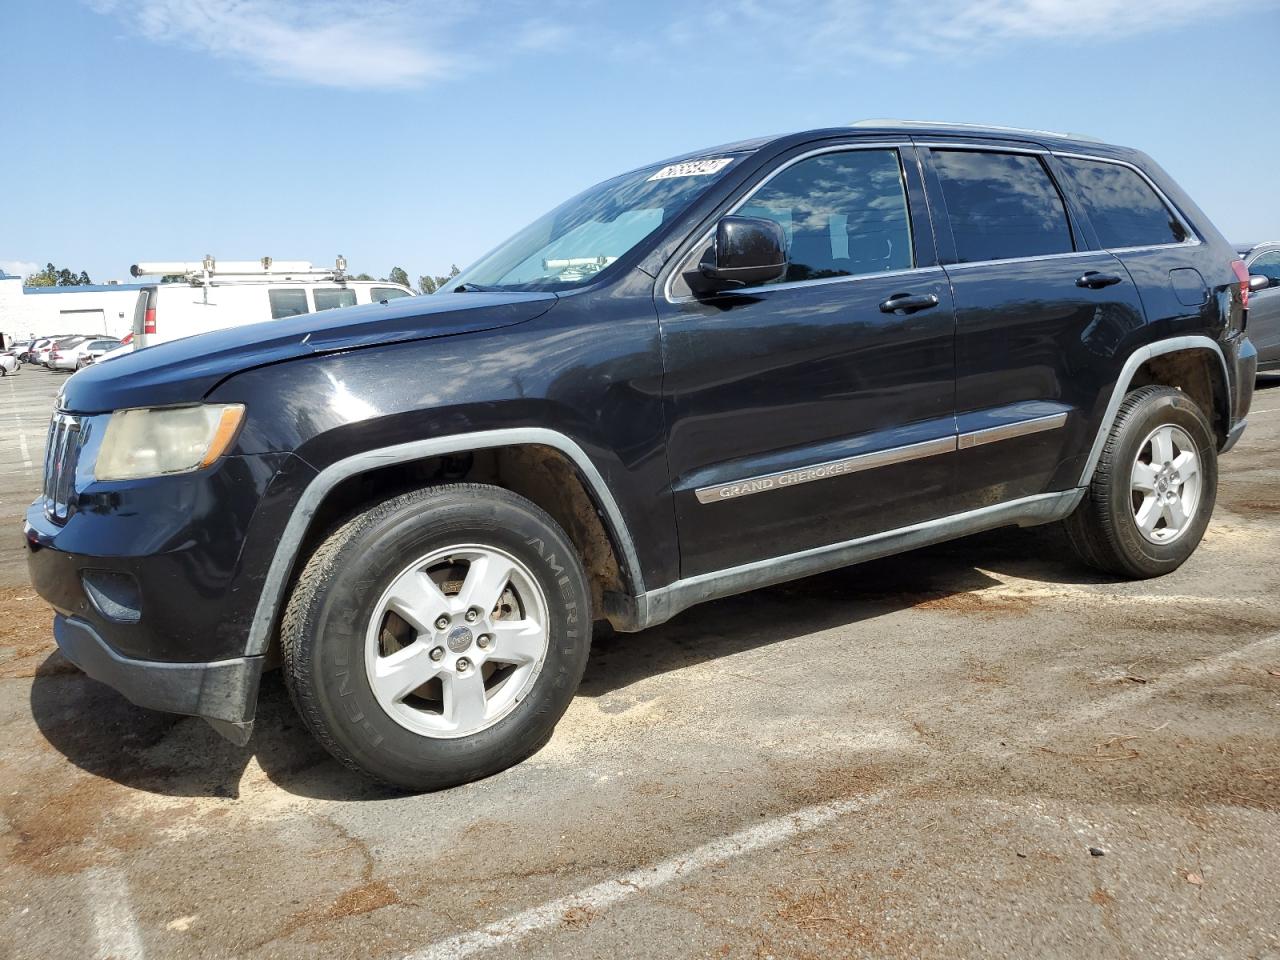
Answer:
xmin=44 ymin=336 xmax=92 ymax=370
xmin=126 ymin=258 xmax=414 ymax=352
xmin=1237 ymin=242 xmax=1280 ymax=373
xmin=50 ymin=337 xmax=122 ymax=371
xmin=0 ymin=353 xmax=18 ymax=376
xmin=28 ymin=337 xmax=63 ymax=366
xmin=7 ymin=340 xmax=33 ymax=363
xmin=92 ymin=333 xmax=134 ymax=365
xmin=26 ymin=122 xmax=1255 ymax=790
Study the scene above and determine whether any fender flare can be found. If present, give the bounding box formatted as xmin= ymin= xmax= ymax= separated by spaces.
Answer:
xmin=1077 ymin=334 xmax=1230 ymax=488
xmin=243 ymin=428 xmax=646 ymax=657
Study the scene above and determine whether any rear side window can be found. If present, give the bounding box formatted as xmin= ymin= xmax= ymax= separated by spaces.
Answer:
xmin=931 ymin=150 xmax=1075 ymax=263
xmin=314 ymin=288 xmax=358 ymax=311
xmin=1057 ymin=157 xmax=1188 ymax=249
xmin=269 ymin=288 xmax=309 ymax=319
xmin=737 ymin=148 xmax=914 ymax=284
xmin=370 ymin=286 xmax=411 ymax=302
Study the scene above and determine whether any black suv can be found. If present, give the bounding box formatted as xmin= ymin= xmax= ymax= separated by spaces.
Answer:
xmin=26 ymin=122 xmax=1257 ymax=790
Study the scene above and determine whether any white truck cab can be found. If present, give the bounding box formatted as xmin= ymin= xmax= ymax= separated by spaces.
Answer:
xmin=127 ymin=256 xmax=415 ymax=351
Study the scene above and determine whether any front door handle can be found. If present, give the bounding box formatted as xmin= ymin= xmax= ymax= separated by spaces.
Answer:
xmin=1076 ymin=271 xmax=1123 ymax=289
xmin=879 ymin=292 xmax=940 ymax=314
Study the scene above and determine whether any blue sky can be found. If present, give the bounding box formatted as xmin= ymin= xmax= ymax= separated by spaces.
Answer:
xmin=1 ymin=0 xmax=1277 ymax=285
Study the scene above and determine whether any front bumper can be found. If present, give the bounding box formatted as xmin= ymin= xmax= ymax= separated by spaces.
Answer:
xmin=24 ymin=449 xmax=316 ymax=741
xmin=53 ymin=615 xmax=261 ymax=744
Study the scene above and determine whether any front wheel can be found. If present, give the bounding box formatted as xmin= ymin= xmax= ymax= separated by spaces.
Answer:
xmin=1061 ymin=385 xmax=1217 ymax=578
xmin=281 ymin=484 xmax=592 ymax=791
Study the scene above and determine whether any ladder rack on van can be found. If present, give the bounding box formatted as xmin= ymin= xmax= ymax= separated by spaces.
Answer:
xmin=129 ymin=255 xmax=351 ymax=286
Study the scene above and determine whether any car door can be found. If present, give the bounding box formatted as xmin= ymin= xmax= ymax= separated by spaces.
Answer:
xmin=656 ymin=142 xmax=958 ymax=578
xmin=919 ymin=143 xmax=1148 ymax=508
xmin=1246 ymin=249 xmax=1280 ymax=365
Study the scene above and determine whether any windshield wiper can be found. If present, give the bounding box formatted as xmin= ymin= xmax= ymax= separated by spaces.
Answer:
xmin=454 ymin=282 xmax=496 ymax=293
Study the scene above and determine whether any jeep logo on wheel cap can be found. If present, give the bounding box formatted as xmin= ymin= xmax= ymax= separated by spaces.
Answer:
xmin=446 ymin=625 xmax=474 ymax=653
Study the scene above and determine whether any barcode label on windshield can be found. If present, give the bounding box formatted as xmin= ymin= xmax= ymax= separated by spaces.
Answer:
xmin=648 ymin=158 xmax=733 ymax=181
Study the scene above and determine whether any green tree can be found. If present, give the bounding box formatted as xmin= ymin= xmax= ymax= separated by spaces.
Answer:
xmin=353 ymin=272 xmax=375 ymax=281
xmin=419 ymin=264 xmax=461 ymax=294
xmin=388 ymin=266 xmax=411 ymax=289
xmin=24 ymin=262 xmax=91 ymax=286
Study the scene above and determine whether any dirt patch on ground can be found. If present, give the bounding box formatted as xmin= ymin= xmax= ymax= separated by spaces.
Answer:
xmin=0 ymin=773 xmax=153 ymax=874
xmin=763 ymin=880 xmax=927 ymax=960
xmin=0 ymin=586 xmax=55 ymax=679
xmin=914 ymin=590 xmax=1035 ymax=617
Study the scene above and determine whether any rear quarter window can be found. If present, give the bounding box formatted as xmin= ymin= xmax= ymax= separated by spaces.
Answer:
xmin=1057 ymin=157 xmax=1189 ymax=249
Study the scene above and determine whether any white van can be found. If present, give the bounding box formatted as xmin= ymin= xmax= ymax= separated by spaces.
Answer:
xmin=126 ymin=258 xmax=415 ymax=352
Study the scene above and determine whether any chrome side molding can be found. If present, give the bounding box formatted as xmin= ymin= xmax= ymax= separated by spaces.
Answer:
xmin=695 ymin=435 xmax=955 ymax=504
xmin=696 ymin=411 xmax=1070 ymax=504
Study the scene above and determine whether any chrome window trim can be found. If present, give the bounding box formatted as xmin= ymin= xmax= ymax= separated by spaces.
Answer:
xmin=1050 ymin=151 xmax=1202 ymax=250
xmin=913 ymin=140 xmax=1050 ymax=156
xmin=243 ymin=428 xmax=646 ymax=657
xmin=695 ymin=411 xmax=1070 ymax=504
xmin=662 ymin=141 xmax=926 ymax=305
xmin=942 ymin=249 xmax=1100 ymax=272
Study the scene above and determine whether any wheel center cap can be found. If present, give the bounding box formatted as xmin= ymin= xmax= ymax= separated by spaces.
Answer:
xmin=446 ymin=625 xmax=474 ymax=653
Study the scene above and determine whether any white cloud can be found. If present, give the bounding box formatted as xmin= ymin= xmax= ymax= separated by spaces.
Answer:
xmin=87 ymin=0 xmax=470 ymax=89
xmin=676 ymin=0 xmax=1268 ymax=63
xmin=0 ymin=260 xmax=41 ymax=279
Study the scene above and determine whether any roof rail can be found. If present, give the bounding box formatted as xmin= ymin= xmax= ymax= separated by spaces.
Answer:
xmin=849 ymin=119 xmax=1102 ymax=143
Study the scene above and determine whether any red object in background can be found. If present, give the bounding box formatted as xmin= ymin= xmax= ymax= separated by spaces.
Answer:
xmin=1231 ymin=259 xmax=1251 ymax=310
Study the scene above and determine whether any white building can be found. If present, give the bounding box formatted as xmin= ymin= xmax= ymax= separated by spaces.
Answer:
xmin=0 ymin=273 xmax=141 ymax=342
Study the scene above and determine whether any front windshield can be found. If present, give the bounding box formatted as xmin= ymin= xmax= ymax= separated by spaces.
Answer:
xmin=448 ymin=156 xmax=742 ymax=293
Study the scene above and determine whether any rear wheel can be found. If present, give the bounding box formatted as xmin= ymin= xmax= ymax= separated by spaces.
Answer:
xmin=281 ymin=484 xmax=592 ymax=791
xmin=1062 ymin=385 xmax=1217 ymax=578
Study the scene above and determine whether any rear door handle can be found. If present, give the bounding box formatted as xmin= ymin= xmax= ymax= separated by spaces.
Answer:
xmin=1076 ymin=271 xmax=1123 ymax=289
xmin=879 ymin=293 xmax=940 ymax=314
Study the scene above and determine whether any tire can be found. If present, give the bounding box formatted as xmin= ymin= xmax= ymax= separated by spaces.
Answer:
xmin=281 ymin=483 xmax=592 ymax=791
xmin=1062 ymin=385 xmax=1217 ymax=578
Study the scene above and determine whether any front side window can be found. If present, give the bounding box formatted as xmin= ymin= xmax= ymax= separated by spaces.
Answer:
xmin=370 ymin=286 xmax=411 ymax=302
xmin=269 ymin=288 xmax=309 ymax=320
xmin=931 ymin=150 xmax=1075 ymax=263
xmin=449 ymin=156 xmax=742 ymax=292
xmin=1248 ymin=251 xmax=1280 ymax=285
xmin=314 ymin=288 xmax=358 ymax=311
xmin=737 ymin=149 xmax=914 ymax=284
xmin=1057 ymin=157 xmax=1188 ymax=249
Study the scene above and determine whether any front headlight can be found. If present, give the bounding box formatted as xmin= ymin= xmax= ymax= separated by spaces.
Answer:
xmin=94 ymin=404 xmax=246 ymax=481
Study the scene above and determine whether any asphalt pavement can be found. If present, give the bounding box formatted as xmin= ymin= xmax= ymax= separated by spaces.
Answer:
xmin=2 ymin=365 xmax=1278 ymax=960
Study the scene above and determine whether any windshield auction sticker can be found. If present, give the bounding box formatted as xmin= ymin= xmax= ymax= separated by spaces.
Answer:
xmin=648 ymin=158 xmax=734 ymax=181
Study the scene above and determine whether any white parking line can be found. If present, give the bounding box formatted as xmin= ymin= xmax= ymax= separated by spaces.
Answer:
xmin=6 ymin=375 xmax=34 ymax=469
xmin=85 ymin=866 xmax=145 ymax=960
xmin=402 ymin=630 xmax=1280 ymax=960
xmin=404 ymin=790 xmax=892 ymax=960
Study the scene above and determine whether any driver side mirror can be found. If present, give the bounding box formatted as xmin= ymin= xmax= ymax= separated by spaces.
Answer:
xmin=684 ymin=216 xmax=788 ymax=295
xmin=1249 ymin=274 xmax=1272 ymax=292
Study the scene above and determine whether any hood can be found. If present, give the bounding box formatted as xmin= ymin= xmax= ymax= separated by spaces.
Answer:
xmin=59 ymin=291 xmax=557 ymax=413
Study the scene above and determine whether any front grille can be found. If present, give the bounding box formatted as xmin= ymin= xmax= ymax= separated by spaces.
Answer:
xmin=43 ymin=412 xmax=84 ymax=522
